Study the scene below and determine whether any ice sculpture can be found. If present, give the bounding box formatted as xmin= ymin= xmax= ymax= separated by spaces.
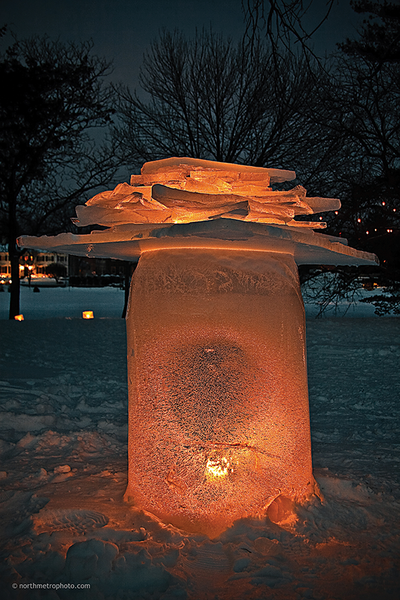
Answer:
xmin=19 ymin=157 xmax=378 ymax=537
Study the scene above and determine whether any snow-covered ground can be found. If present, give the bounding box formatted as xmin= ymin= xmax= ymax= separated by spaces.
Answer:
xmin=0 ymin=287 xmax=399 ymax=599
xmin=0 ymin=286 xmax=126 ymax=321
xmin=0 ymin=280 xmax=383 ymax=322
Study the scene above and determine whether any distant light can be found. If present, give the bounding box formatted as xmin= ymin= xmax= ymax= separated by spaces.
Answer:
xmin=387 ymin=229 xmax=393 ymax=233
xmin=366 ymin=231 xmax=369 ymax=234
xmin=382 ymin=201 xmax=386 ymax=206
xmin=82 ymin=311 xmax=94 ymax=319
xmin=334 ymin=211 xmax=338 ymax=215
xmin=14 ymin=314 xmax=24 ymax=321
xmin=357 ymin=218 xmax=361 ymax=223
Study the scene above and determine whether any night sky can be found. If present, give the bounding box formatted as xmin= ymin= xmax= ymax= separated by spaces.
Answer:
xmin=2 ymin=0 xmax=362 ymax=89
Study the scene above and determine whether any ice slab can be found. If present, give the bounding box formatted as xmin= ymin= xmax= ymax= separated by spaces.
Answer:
xmin=19 ymin=219 xmax=379 ymax=266
xmin=72 ymin=163 xmax=340 ymax=228
xmin=18 ymin=157 xmax=378 ymax=268
xmin=139 ymin=156 xmax=296 ymax=183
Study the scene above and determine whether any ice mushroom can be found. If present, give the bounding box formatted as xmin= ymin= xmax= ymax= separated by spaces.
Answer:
xmin=19 ymin=157 xmax=379 ymax=537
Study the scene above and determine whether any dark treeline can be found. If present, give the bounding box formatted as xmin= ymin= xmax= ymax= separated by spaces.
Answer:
xmin=0 ymin=35 xmax=120 ymax=318
xmin=1 ymin=1 xmax=400 ymax=317
xmin=113 ymin=0 xmax=400 ymax=313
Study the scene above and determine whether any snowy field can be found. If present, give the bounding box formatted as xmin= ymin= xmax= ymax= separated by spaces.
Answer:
xmin=0 ymin=287 xmax=399 ymax=599
xmin=0 ymin=283 xmax=381 ymax=321
xmin=0 ymin=286 xmax=126 ymax=321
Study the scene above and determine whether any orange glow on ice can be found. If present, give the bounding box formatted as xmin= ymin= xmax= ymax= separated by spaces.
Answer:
xmin=205 ymin=455 xmax=233 ymax=481
xmin=82 ymin=311 xmax=94 ymax=319
xmin=125 ymin=248 xmax=315 ymax=538
xmin=71 ymin=157 xmax=339 ymax=229
xmin=16 ymin=157 xmax=379 ymax=540
xmin=14 ymin=314 xmax=24 ymax=321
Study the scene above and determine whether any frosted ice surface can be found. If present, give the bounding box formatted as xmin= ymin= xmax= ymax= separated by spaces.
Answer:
xmin=19 ymin=219 xmax=379 ymax=266
xmin=125 ymin=249 xmax=315 ymax=537
xmin=73 ymin=161 xmax=339 ymax=227
xmin=18 ymin=157 xmax=378 ymax=267
xmin=139 ymin=156 xmax=297 ymax=183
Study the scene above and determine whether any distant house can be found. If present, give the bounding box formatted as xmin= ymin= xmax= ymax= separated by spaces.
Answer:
xmin=0 ymin=250 xmax=11 ymax=279
xmin=34 ymin=252 xmax=68 ymax=276
xmin=0 ymin=246 xmax=133 ymax=287
xmin=0 ymin=248 xmax=69 ymax=281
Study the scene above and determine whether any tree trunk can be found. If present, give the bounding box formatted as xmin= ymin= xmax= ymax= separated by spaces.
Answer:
xmin=121 ymin=261 xmax=138 ymax=319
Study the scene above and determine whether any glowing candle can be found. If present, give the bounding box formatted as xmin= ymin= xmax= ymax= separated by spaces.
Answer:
xmin=82 ymin=311 xmax=94 ymax=319
xmin=14 ymin=314 xmax=24 ymax=321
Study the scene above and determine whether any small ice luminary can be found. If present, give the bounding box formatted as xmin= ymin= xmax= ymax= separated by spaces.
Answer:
xmin=19 ymin=157 xmax=378 ymax=537
xmin=82 ymin=311 xmax=94 ymax=319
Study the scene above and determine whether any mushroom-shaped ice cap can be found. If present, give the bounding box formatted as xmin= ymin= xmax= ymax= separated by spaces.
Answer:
xmin=18 ymin=157 xmax=378 ymax=268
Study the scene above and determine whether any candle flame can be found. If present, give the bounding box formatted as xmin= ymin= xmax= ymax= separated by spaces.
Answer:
xmin=82 ymin=311 xmax=94 ymax=319
xmin=205 ymin=456 xmax=232 ymax=480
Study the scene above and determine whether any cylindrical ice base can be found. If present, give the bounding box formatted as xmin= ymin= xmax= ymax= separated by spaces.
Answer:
xmin=125 ymin=248 xmax=314 ymax=537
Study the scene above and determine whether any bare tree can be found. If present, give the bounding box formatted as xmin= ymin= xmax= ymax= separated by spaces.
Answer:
xmin=241 ymin=0 xmax=335 ymax=58
xmin=114 ymin=28 xmax=331 ymax=176
xmin=0 ymin=36 xmax=120 ymax=319
xmin=317 ymin=2 xmax=400 ymax=254
xmin=298 ymin=0 xmax=400 ymax=313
